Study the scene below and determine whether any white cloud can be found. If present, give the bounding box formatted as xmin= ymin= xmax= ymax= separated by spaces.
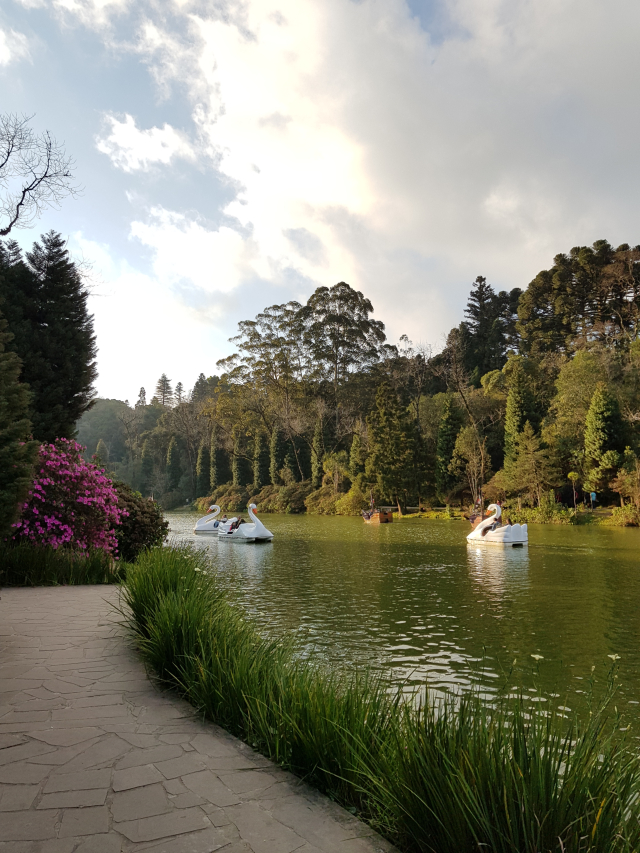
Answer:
xmin=96 ymin=114 xmax=196 ymax=172
xmin=0 ymin=28 xmax=30 ymax=66
xmin=15 ymin=0 xmax=128 ymax=30
xmin=42 ymin=0 xmax=640 ymax=357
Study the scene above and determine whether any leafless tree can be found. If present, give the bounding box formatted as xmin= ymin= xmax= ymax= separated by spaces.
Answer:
xmin=0 ymin=113 xmax=79 ymax=236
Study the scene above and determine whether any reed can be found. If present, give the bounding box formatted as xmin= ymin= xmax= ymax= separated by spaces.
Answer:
xmin=121 ymin=545 xmax=640 ymax=853
xmin=0 ymin=542 xmax=125 ymax=586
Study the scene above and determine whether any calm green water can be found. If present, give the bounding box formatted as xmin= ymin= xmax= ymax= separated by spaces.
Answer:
xmin=166 ymin=512 xmax=640 ymax=711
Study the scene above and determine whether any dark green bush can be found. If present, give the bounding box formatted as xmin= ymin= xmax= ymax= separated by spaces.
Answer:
xmin=113 ymin=480 xmax=168 ymax=562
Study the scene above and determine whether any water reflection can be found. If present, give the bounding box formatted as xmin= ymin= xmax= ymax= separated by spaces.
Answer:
xmin=466 ymin=543 xmax=530 ymax=596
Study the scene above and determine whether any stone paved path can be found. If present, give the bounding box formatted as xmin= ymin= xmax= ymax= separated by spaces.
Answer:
xmin=0 ymin=586 xmax=396 ymax=853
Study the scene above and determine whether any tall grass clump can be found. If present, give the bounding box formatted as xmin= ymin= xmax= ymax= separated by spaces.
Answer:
xmin=0 ymin=542 xmax=125 ymax=586
xmin=122 ymin=545 xmax=640 ymax=853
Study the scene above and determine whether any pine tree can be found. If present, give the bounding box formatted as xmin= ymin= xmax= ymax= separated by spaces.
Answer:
xmin=504 ymin=363 xmax=528 ymax=464
xmin=136 ymin=387 xmax=146 ymax=407
xmin=0 ymin=231 xmax=97 ymax=441
xmin=253 ymin=432 xmax=270 ymax=490
xmin=166 ymin=436 xmax=182 ymax=491
xmin=435 ymin=396 xmax=459 ymax=503
xmin=175 ymin=382 xmax=185 ymax=404
xmin=366 ymin=383 xmax=414 ymax=513
xmin=155 ymin=374 xmax=174 ymax=407
xmin=0 ymin=313 xmax=38 ymax=537
xmin=500 ymin=422 xmax=557 ymax=506
xmin=232 ymin=429 xmax=252 ymax=487
xmin=141 ymin=440 xmax=154 ymax=495
xmin=349 ymin=430 xmax=366 ymax=480
xmin=95 ymin=438 xmax=109 ymax=466
xmin=270 ymin=426 xmax=287 ymax=485
xmin=196 ymin=441 xmax=211 ymax=497
xmin=584 ymin=383 xmax=625 ymax=490
xmin=209 ymin=424 xmax=231 ymax=489
xmin=311 ymin=419 xmax=324 ymax=488
xmin=584 ymin=383 xmax=624 ymax=466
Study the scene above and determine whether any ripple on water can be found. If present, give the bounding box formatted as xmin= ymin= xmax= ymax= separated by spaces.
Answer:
xmin=167 ymin=512 xmax=640 ymax=711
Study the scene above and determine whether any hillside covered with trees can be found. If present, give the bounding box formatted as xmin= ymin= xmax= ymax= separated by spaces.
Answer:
xmin=77 ymin=239 xmax=640 ymax=522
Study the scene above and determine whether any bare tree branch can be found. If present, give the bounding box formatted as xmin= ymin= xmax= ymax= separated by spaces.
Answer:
xmin=0 ymin=113 xmax=80 ymax=236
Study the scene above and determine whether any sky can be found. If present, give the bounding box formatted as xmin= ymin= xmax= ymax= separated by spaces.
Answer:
xmin=1 ymin=0 xmax=639 ymax=402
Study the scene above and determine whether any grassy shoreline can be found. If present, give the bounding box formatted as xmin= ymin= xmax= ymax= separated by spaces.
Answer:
xmin=122 ymin=544 xmax=640 ymax=853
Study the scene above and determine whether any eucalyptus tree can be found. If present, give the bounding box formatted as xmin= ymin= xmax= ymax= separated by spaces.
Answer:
xmin=298 ymin=282 xmax=389 ymax=401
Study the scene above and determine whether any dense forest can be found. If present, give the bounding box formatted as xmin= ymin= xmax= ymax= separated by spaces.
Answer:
xmin=77 ymin=239 xmax=640 ymax=521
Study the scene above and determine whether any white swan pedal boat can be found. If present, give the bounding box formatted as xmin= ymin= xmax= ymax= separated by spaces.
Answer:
xmin=466 ymin=503 xmax=527 ymax=546
xmin=193 ymin=503 xmax=273 ymax=542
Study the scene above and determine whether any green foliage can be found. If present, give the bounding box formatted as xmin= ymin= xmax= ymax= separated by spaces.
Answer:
xmin=0 ymin=312 xmax=38 ymax=537
xmin=155 ymin=373 xmax=173 ymax=407
xmin=113 ymin=480 xmax=168 ymax=562
xmin=252 ymin=432 xmax=270 ymax=490
xmin=605 ymin=503 xmax=640 ymax=526
xmin=195 ymin=441 xmax=210 ymax=497
xmin=166 ymin=436 xmax=182 ymax=491
xmin=584 ymin=382 xmax=624 ymax=480
xmin=349 ymin=429 xmax=366 ymax=479
xmin=435 ymin=396 xmax=459 ymax=502
xmin=209 ymin=424 xmax=231 ymax=489
xmin=0 ymin=542 xmax=124 ymax=586
xmin=231 ymin=429 xmax=252 ymax=487
xmin=76 ymin=398 xmax=130 ymax=462
xmin=504 ymin=359 xmax=528 ymax=462
xmin=0 ymin=232 xmax=97 ymax=441
xmin=366 ymin=383 xmax=415 ymax=512
xmin=269 ymin=426 xmax=287 ymax=486
xmin=493 ymin=422 xmax=558 ymax=506
xmin=140 ymin=440 xmax=154 ymax=495
xmin=122 ymin=545 xmax=640 ymax=853
xmin=334 ymin=483 xmax=369 ymax=515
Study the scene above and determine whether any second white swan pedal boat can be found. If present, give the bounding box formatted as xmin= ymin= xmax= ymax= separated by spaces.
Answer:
xmin=466 ymin=503 xmax=528 ymax=546
xmin=218 ymin=503 xmax=274 ymax=542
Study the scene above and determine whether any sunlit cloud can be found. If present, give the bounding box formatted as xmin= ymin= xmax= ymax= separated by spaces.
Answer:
xmin=96 ymin=114 xmax=196 ymax=172
xmin=0 ymin=27 xmax=30 ymax=66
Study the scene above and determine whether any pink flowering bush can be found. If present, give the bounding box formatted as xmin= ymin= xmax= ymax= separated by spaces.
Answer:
xmin=12 ymin=438 xmax=127 ymax=555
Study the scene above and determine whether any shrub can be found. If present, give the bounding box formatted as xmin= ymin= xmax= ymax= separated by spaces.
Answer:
xmin=0 ymin=542 xmax=124 ymax=586
xmin=113 ymin=480 xmax=169 ymax=562
xmin=335 ymin=483 xmax=369 ymax=515
xmin=606 ymin=503 xmax=640 ymax=526
xmin=304 ymin=485 xmax=342 ymax=514
xmin=11 ymin=438 xmax=126 ymax=554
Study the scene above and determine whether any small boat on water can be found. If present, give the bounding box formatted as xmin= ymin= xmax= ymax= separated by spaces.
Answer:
xmin=466 ymin=503 xmax=527 ymax=546
xmin=218 ymin=503 xmax=274 ymax=542
xmin=362 ymin=508 xmax=393 ymax=524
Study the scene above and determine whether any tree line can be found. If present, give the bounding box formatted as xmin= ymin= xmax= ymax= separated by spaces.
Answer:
xmin=79 ymin=239 xmax=640 ymax=518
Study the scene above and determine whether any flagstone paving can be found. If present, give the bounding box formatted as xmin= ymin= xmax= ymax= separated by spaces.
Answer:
xmin=0 ymin=586 xmax=397 ymax=853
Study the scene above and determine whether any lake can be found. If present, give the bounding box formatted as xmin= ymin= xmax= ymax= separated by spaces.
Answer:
xmin=165 ymin=511 xmax=640 ymax=713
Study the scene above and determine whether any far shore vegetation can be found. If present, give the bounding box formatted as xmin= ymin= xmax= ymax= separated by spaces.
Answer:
xmin=73 ymin=241 xmax=640 ymax=525
xmin=122 ymin=544 xmax=640 ymax=853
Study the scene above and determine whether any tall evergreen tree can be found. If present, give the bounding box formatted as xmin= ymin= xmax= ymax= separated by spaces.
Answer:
xmin=349 ymin=430 xmax=366 ymax=480
xmin=136 ymin=387 xmax=146 ymax=407
xmin=269 ymin=426 xmax=287 ymax=485
xmin=583 ymin=383 xmax=625 ymax=492
xmin=196 ymin=441 xmax=211 ymax=497
xmin=0 ymin=231 xmax=97 ymax=441
xmin=311 ymin=419 xmax=325 ymax=489
xmin=209 ymin=423 xmax=231 ymax=489
xmin=435 ymin=396 xmax=459 ymax=503
xmin=366 ymin=383 xmax=414 ymax=513
xmin=166 ymin=436 xmax=182 ymax=490
xmin=95 ymin=438 xmax=109 ymax=465
xmin=155 ymin=374 xmax=173 ymax=407
xmin=140 ymin=440 xmax=154 ymax=495
xmin=503 ymin=359 xmax=534 ymax=464
xmin=175 ymin=382 xmax=185 ymax=404
xmin=253 ymin=432 xmax=270 ymax=490
xmin=0 ymin=313 xmax=38 ymax=536
xmin=232 ymin=429 xmax=252 ymax=487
